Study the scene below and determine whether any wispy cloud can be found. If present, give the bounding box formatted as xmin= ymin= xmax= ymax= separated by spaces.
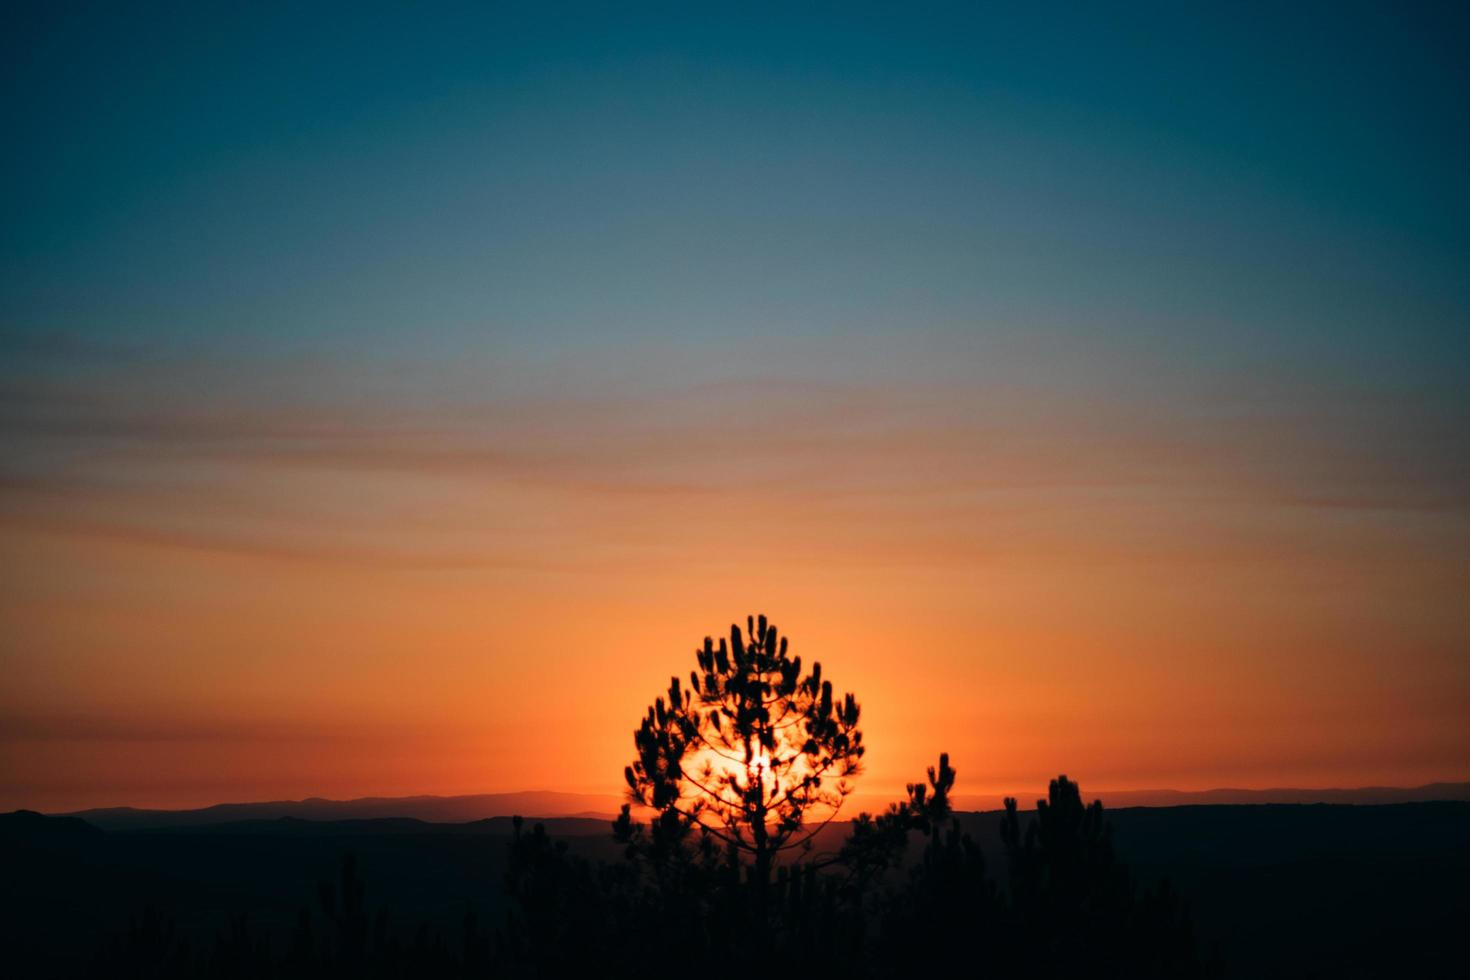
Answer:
xmin=3 ymin=337 xmax=1466 ymax=576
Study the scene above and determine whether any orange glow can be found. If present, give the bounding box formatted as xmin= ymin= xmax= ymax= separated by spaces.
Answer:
xmin=1 ymin=355 xmax=1466 ymax=812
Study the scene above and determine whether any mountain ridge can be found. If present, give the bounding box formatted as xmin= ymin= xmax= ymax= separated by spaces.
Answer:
xmin=54 ymin=782 xmax=1470 ymax=831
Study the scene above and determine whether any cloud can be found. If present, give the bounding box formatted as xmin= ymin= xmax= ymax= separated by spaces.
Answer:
xmin=1 ymin=337 xmax=1466 ymax=574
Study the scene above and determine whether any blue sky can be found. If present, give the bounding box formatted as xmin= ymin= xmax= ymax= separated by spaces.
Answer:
xmin=6 ymin=2 xmax=1467 ymax=366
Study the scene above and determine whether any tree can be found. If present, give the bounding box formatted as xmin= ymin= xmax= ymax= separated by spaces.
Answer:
xmin=999 ymin=775 xmax=1206 ymax=978
xmin=624 ymin=614 xmax=864 ymax=904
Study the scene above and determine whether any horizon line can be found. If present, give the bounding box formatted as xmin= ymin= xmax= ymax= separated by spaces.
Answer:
xmin=40 ymin=778 xmax=1470 ymax=817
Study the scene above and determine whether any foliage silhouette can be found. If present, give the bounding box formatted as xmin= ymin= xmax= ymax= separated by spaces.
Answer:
xmin=998 ymin=775 xmax=1204 ymax=978
xmin=18 ymin=795 xmax=1468 ymax=978
xmin=624 ymin=614 xmax=864 ymax=908
xmin=25 ymin=613 xmax=1222 ymax=978
xmin=63 ymin=765 xmax=1211 ymax=979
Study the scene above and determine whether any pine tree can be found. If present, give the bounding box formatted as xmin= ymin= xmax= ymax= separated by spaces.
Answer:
xmin=624 ymin=614 xmax=864 ymax=906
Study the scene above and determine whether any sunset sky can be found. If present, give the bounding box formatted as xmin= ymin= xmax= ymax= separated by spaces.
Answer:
xmin=3 ymin=3 xmax=1467 ymax=812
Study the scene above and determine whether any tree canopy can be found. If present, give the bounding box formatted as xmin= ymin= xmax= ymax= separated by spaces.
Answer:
xmin=624 ymin=614 xmax=864 ymax=887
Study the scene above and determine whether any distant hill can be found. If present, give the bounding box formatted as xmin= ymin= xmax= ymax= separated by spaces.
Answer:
xmin=0 ymin=809 xmax=105 ymax=842
xmin=948 ymin=781 xmax=1470 ymax=811
xmin=62 ymin=790 xmax=629 ymax=831
xmin=123 ymin=815 xmax=615 ymax=837
xmin=57 ymin=782 xmax=1470 ymax=831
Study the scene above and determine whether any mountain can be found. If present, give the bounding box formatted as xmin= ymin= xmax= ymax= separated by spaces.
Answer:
xmin=62 ymin=790 xmax=628 ymax=831
xmin=58 ymin=782 xmax=1470 ymax=831
xmin=964 ymin=781 xmax=1470 ymax=810
xmin=1089 ymin=782 xmax=1470 ymax=807
xmin=120 ymin=815 xmax=616 ymax=837
xmin=0 ymin=809 xmax=105 ymax=843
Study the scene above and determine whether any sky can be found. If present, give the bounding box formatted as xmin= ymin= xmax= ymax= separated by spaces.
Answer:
xmin=2 ymin=2 xmax=1467 ymax=812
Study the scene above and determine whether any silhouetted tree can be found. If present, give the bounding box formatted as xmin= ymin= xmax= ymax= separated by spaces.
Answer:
xmin=838 ymin=752 xmax=957 ymax=892
xmin=72 ymin=764 xmax=1213 ymax=979
xmin=1000 ymin=775 xmax=1205 ymax=978
xmin=624 ymin=614 xmax=864 ymax=908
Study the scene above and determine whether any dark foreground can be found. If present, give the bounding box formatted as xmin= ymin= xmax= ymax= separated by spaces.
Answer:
xmin=4 ymin=799 xmax=1467 ymax=978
